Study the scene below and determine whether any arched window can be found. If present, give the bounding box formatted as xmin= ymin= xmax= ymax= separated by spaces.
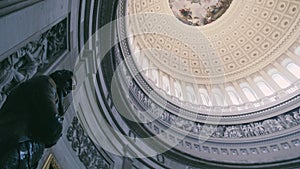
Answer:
xmin=174 ymin=81 xmax=183 ymax=99
xmin=128 ymin=36 xmax=134 ymax=47
xmin=199 ymin=88 xmax=212 ymax=106
xmin=214 ymin=93 xmax=227 ymax=106
xmin=294 ymin=46 xmax=300 ymax=56
xmin=151 ymin=69 xmax=158 ymax=85
xmin=240 ymin=83 xmax=257 ymax=102
xmin=257 ymin=81 xmax=274 ymax=96
xmin=287 ymin=63 xmax=300 ymax=78
xmin=212 ymin=88 xmax=227 ymax=106
xmin=186 ymin=86 xmax=197 ymax=104
xmin=268 ymin=68 xmax=291 ymax=89
xmin=242 ymin=88 xmax=257 ymax=101
xmin=272 ymin=73 xmax=291 ymax=88
xmin=200 ymin=94 xmax=211 ymax=106
xmin=226 ymin=87 xmax=242 ymax=105
xmin=254 ymin=77 xmax=274 ymax=96
xmin=142 ymin=57 xmax=149 ymax=76
xmin=132 ymin=47 xmax=141 ymax=63
xmin=162 ymin=75 xmax=170 ymax=94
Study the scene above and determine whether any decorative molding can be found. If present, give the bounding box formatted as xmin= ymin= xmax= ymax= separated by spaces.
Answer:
xmin=112 ymin=36 xmax=300 ymax=162
xmin=66 ymin=117 xmax=111 ymax=169
xmin=0 ymin=18 xmax=68 ymax=107
xmin=114 ymin=35 xmax=300 ymax=139
xmin=124 ymin=68 xmax=300 ymax=139
xmin=0 ymin=0 xmax=44 ymax=17
xmin=116 ymin=0 xmax=300 ymax=117
xmin=123 ymin=76 xmax=300 ymax=162
xmin=125 ymin=0 xmax=300 ymax=83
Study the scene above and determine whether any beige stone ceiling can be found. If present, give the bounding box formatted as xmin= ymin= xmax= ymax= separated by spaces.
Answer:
xmin=127 ymin=0 xmax=300 ymax=84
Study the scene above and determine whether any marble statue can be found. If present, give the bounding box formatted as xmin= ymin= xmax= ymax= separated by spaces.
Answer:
xmin=0 ymin=70 xmax=74 ymax=169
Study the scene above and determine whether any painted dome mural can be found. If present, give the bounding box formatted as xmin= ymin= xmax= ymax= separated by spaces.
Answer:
xmin=169 ymin=0 xmax=233 ymax=26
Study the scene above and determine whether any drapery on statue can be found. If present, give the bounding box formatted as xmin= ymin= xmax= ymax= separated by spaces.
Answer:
xmin=0 ymin=70 xmax=74 ymax=169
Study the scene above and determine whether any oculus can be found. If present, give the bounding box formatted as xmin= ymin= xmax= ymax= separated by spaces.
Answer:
xmin=169 ymin=0 xmax=233 ymax=26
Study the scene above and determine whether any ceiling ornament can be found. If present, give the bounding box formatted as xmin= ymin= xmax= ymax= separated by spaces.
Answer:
xmin=169 ymin=0 xmax=233 ymax=26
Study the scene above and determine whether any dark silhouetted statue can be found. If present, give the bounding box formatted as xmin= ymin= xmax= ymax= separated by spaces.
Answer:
xmin=0 ymin=70 xmax=74 ymax=169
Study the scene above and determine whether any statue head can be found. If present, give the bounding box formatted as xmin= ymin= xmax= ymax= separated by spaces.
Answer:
xmin=49 ymin=70 xmax=75 ymax=97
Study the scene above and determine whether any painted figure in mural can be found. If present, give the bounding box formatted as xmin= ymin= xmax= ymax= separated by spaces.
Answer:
xmin=170 ymin=0 xmax=233 ymax=26
xmin=0 ymin=70 xmax=74 ymax=169
xmin=204 ymin=0 xmax=232 ymax=24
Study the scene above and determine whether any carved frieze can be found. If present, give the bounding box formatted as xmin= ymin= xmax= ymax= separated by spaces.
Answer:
xmin=114 ymin=36 xmax=300 ymax=139
xmin=0 ymin=18 xmax=68 ymax=107
xmin=127 ymin=74 xmax=300 ymax=139
xmin=66 ymin=117 xmax=111 ymax=169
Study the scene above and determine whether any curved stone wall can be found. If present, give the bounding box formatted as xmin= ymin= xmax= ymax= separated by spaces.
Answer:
xmin=125 ymin=0 xmax=300 ymax=113
xmin=71 ymin=0 xmax=300 ymax=168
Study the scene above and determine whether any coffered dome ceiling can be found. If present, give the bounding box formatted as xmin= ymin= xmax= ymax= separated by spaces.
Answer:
xmin=123 ymin=0 xmax=300 ymax=114
xmin=71 ymin=0 xmax=300 ymax=166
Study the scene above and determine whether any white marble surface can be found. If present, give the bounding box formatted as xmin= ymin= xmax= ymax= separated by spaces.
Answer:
xmin=0 ymin=0 xmax=69 ymax=58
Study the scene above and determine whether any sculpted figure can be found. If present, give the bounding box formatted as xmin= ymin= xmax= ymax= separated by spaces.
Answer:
xmin=0 ymin=70 xmax=74 ymax=169
xmin=46 ymin=22 xmax=66 ymax=57
xmin=0 ymin=54 xmax=25 ymax=91
xmin=293 ymin=111 xmax=300 ymax=122
xmin=284 ymin=114 xmax=297 ymax=127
